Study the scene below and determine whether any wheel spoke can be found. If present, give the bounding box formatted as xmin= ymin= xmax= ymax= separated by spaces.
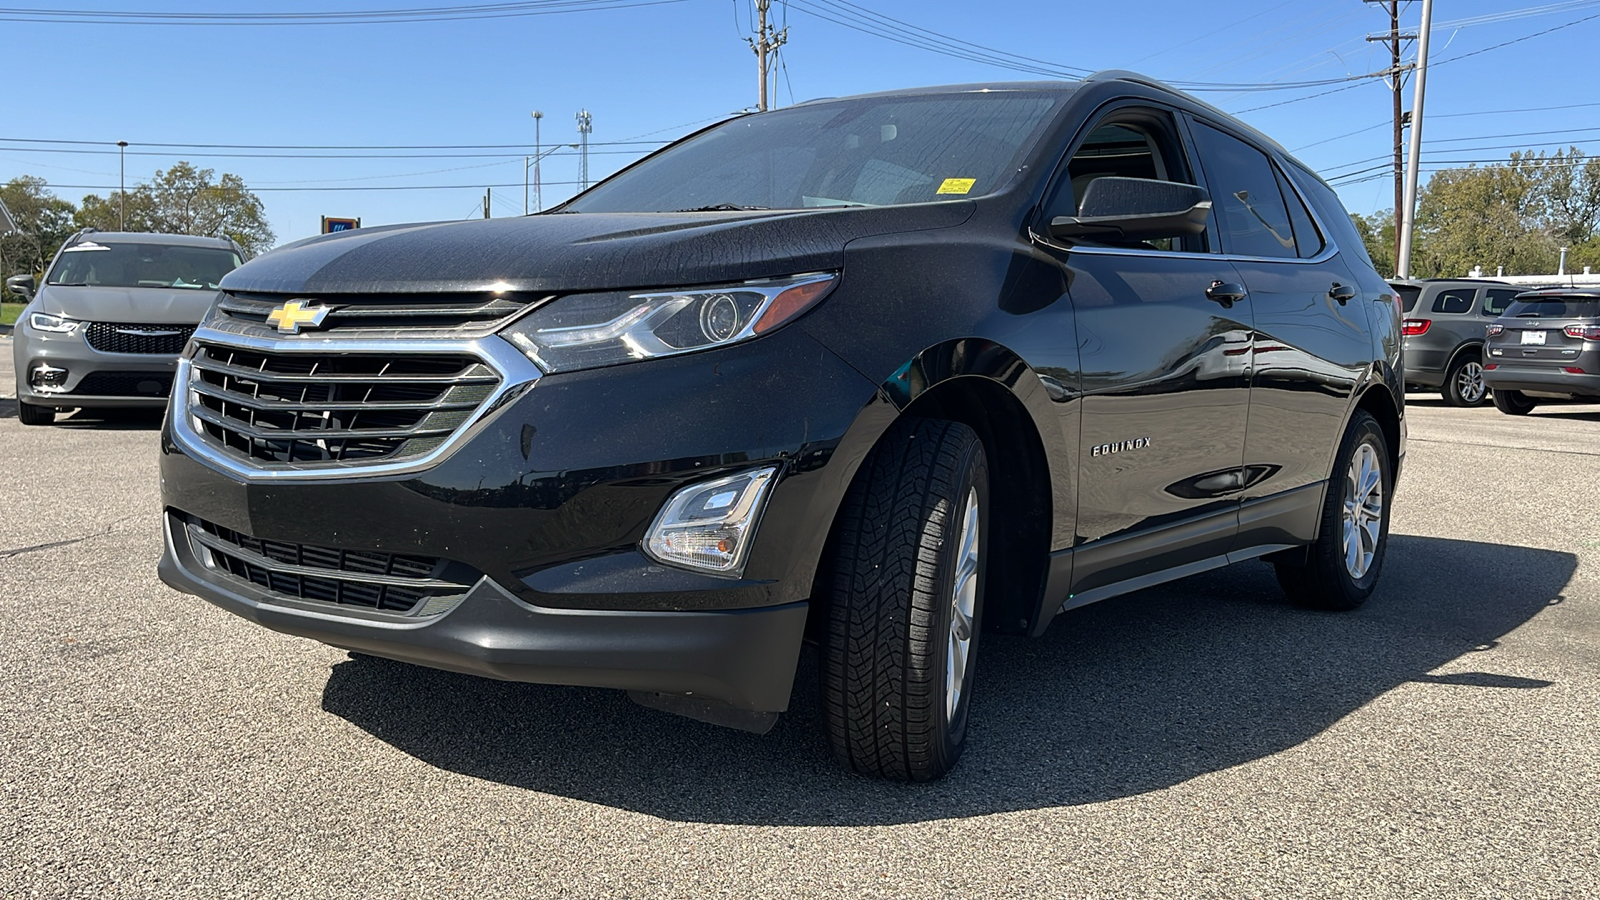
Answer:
xmin=946 ymin=487 xmax=981 ymax=724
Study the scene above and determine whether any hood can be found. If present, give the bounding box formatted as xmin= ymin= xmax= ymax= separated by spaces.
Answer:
xmin=220 ymin=203 xmax=975 ymax=295
xmin=38 ymin=284 xmax=222 ymax=324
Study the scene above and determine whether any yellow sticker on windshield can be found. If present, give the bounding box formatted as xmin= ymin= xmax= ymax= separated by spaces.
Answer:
xmin=936 ymin=178 xmax=976 ymax=195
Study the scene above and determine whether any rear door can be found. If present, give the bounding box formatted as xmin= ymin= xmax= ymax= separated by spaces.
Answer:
xmin=1183 ymin=118 xmax=1373 ymax=551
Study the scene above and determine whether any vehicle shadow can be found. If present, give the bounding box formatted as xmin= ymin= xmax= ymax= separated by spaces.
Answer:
xmin=52 ymin=407 xmax=165 ymax=430
xmin=320 ymin=535 xmax=1573 ymax=825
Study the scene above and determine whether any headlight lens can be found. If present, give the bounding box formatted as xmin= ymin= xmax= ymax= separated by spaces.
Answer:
xmin=501 ymin=272 xmax=836 ymax=373
xmin=28 ymin=312 xmax=82 ymax=334
xmin=645 ymin=467 xmax=777 ymax=575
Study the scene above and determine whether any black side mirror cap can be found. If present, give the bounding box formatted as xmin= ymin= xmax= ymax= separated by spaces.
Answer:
xmin=1049 ymin=177 xmax=1212 ymax=243
xmin=5 ymin=273 xmax=35 ymax=301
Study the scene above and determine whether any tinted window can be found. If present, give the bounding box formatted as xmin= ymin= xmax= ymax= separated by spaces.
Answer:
xmin=1392 ymin=284 xmax=1421 ymax=313
xmin=1047 ymin=110 xmax=1203 ymax=252
xmin=1432 ymin=289 xmax=1474 ymax=315
xmin=46 ymin=241 xmax=241 ymax=290
xmin=566 ymin=93 xmax=1064 ymax=213
xmin=1483 ymin=289 xmax=1519 ymax=316
xmin=1504 ymin=298 xmax=1600 ymax=318
xmin=1189 ymin=121 xmax=1297 ymax=259
xmin=1276 ymin=168 xmax=1324 ymax=258
xmin=1288 ymin=162 xmax=1374 ymax=269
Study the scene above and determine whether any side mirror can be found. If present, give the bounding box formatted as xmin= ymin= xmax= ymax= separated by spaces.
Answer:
xmin=1050 ymin=177 xmax=1212 ymax=243
xmin=5 ymin=273 xmax=35 ymax=302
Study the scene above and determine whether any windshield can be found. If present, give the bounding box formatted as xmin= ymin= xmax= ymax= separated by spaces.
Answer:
xmin=1503 ymin=297 xmax=1600 ymax=318
xmin=47 ymin=241 xmax=242 ymax=290
xmin=564 ymin=92 xmax=1065 ymax=213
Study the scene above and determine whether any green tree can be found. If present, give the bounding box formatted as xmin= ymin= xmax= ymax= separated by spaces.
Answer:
xmin=75 ymin=161 xmax=275 ymax=256
xmin=1411 ymin=153 xmax=1558 ymax=278
xmin=0 ymin=176 xmax=77 ymax=295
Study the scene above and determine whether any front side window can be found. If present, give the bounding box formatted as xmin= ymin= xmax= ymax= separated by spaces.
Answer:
xmin=47 ymin=241 xmax=242 ymax=290
xmin=564 ymin=92 xmax=1064 ymax=213
xmin=1044 ymin=109 xmax=1205 ymax=252
xmin=1189 ymin=121 xmax=1298 ymax=260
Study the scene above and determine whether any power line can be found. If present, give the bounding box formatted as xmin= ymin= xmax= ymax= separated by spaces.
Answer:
xmin=0 ymin=0 xmax=685 ymax=25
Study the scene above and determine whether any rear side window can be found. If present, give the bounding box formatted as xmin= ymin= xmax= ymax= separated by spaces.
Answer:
xmin=1483 ymin=289 xmax=1519 ymax=316
xmin=1288 ymin=162 xmax=1375 ymax=269
xmin=1392 ymin=285 xmax=1421 ymax=313
xmin=1432 ymin=289 xmax=1474 ymax=315
xmin=1190 ymin=121 xmax=1297 ymax=259
xmin=1276 ymin=168 xmax=1324 ymax=258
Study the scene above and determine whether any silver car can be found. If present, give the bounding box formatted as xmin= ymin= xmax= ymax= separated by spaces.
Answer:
xmin=8 ymin=230 xmax=243 ymax=425
xmin=1392 ymin=278 xmax=1521 ymax=407
xmin=1483 ymin=289 xmax=1600 ymax=414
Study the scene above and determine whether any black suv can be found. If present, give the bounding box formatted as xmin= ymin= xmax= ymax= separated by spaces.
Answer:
xmin=158 ymin=72 xmax=1404 ymax=781
xmin=1393 ymin=278 xmax=1521 ymax=407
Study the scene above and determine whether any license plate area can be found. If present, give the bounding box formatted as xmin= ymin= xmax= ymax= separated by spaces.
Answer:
xmin=1521 ymin=330 xmax=1547 ymax=345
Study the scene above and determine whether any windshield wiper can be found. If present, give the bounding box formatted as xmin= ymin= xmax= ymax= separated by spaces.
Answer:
xmin=47 ymin=281 xmax=89 ymax=286
xmin=675 ymin=203 xmax=771 ymax=212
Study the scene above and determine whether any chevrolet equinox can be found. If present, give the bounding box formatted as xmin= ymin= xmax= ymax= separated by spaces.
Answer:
xmin=158 ymin=72 xmax=1404 ymax=781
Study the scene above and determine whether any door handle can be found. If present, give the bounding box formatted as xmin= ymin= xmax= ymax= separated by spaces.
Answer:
xmin=1329 ymin=282 xmax=1357 ymax=304
xmin=1206 ymin=281 xmax=1247 ymax=308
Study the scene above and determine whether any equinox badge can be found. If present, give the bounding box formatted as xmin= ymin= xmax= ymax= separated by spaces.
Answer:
xmin=266 ymin=300 xmax=332 ymax=334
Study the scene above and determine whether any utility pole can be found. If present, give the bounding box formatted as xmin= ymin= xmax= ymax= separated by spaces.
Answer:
xmin=484 ymin=188 xmax=492 ymax=219
xmin=531 ymin=110 xmax=543 ymax=213
xmin=1365 ymin=1 xmax=1415 ymax=269
xmin=1397 ymin=0 xmax=1434 ymax=279
xmin=747 ymin=0 xmax=788 ymax=112
xmin=576 ymin=109 xmax=592 ymax=191
xmin=116 ymin=140 xmax=128 ymax=230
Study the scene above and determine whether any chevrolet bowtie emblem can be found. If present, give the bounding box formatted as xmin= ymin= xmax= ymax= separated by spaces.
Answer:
xmin=266 ymin=300 xmax=331 ymax=334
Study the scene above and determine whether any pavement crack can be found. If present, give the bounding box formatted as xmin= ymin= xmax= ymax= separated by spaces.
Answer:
xmin=0 ymin=516 xmax=135 ymax=559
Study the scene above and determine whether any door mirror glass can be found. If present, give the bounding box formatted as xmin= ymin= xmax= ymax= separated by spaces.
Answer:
xmin=1049 ymin=177 xmax=1212 ymax=243
xmin=5 ymin=273 xmax=35 ymax=301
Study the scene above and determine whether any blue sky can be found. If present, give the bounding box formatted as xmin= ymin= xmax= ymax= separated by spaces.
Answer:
xmin=2 ymin=0 xmax=1593 ymax=247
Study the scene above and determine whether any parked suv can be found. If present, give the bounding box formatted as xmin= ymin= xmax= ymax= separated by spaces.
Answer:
xmin=1393 ymin=278 xmax=1521 ymax=407
xmin=157 ymin=72 xmax=1403 ymax=781
xmin=1484 ymin=289 xmax=1600 ymax=414
xmin=9 ymin=230 xmax=244 ymax=425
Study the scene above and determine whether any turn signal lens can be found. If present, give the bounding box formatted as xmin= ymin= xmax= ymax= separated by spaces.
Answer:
xmin=644 ymin=467 xmax=777 ymax=576
xmin=1563 ymin=324 xmax=1600 ymax=340
xmin=1402 ymin=318 xmax=1431 ymax=336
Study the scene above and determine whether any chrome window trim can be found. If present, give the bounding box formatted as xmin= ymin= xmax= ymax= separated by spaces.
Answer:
xmin=1028 ymin=230 xmax=1339 ymax=267
xmin=170 ymin=326 xmax=542 ymax=482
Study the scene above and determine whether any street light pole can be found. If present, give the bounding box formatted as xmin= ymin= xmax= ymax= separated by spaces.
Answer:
xmin=116 ymin=141 xmax=128 ymax=231
xmin=1396 ymin=0 xmax=1434 ymax=279
xmin=530 ymin=110 xmax=544 ymax=213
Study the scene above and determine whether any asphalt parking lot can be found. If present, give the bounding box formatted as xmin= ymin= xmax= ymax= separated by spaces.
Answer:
xmin=2 ymin=346 xmax=1598 ymax=899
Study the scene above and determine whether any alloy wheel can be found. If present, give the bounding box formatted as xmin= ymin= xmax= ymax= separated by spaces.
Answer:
xmin=1456 ymin=360 xmax=1487 ymax=404
xmin=1341 ymin=442 xmax=1384 ymax=579
xmin=945 ymin=487 xmax=980 ymax=724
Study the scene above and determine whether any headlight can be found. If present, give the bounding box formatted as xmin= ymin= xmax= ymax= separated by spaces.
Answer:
xmin=28 ymin=312 xmax=82 ymax=334
xmin=644 ymin=467 xmax=777 ymax=575
xmin=501 ymin=272 xmax=836 ymax=373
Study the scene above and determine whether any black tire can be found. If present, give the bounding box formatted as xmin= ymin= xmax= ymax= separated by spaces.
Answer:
xmin=821 ymin=418 xmax=989 ymax=782
xmin=1492 ymin=389 xmax=1537 ymax=416
xmin=1442 ymin=353 xmax=1489 ymax=407
xmin=1275 ymin=410 xmax=1390 ymax=611
xmin=17 ymin=402 xmax=55 ymax=426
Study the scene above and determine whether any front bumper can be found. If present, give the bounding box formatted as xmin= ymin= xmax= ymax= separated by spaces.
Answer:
xmin=159 ymin=512 xmax=809 ymax=710
xmin=13 ymin=322 xmax=179 ymax=408
xmin=158 ymin=325 xmax=885 ymax=712
xmin=1483 ymin=364 xmax=1600 ymax=398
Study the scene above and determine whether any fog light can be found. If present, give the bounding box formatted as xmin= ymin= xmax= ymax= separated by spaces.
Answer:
xmin=30 ymin=364 xmax=68 ymax=392
xmin=644 ymin=467 xmax=777 ymax=575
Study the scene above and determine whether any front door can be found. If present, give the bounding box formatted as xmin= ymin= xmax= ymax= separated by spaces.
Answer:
xmin=1033 ymin=106 xmax=1252 ymax=598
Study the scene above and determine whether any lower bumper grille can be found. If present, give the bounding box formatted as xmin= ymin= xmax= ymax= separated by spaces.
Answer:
xmin=85 ymin=322 xmax=195 ymax=355
xmin=181 ymin=513 xmax=477 ymax=616
xmin=71 ymin=371 xmax=174 ymax=397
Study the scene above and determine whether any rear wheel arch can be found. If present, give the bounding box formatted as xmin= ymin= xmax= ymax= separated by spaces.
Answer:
xmin=1353 ymin=382 xmax=1402 ymax=481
